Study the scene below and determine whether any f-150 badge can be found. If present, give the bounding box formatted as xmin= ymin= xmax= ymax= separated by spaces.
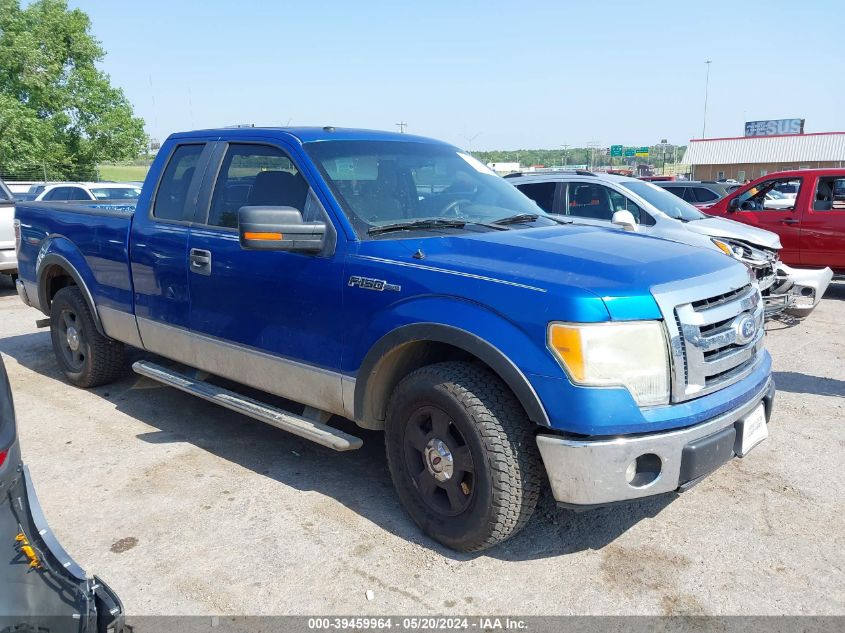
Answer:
xmin=348 ymin=276 xmax=401 ymax=292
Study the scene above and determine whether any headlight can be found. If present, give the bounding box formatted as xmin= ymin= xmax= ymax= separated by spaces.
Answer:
xmin=712 ymin=238 xmax=745 ymax=259
xmin=548 ymin=321 xmax=670 ymax=407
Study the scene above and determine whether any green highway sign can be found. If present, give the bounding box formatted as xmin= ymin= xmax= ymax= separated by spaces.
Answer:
xmin=635 ymin=146 xmax=649 ymax=157
xmin=610 ymin=145 xmax=623 ymax=157
xmin=623 ymin=147 xmax=636 ymax=157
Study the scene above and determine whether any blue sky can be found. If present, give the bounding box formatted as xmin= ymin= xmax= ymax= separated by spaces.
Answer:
xmin=71 ymin=0 xmax=842 ymax=150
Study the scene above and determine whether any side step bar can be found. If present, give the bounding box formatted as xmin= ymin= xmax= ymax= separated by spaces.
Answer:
xmin=132 ymin=360 xmax=363 ymax=452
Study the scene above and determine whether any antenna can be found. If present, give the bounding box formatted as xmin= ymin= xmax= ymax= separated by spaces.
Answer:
xmin=396 ymin=122 xmax=408 ymax=134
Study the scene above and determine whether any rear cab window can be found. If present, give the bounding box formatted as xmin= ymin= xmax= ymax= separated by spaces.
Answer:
xmin=152 ymin=144 xmax=206 ymax=221
xmin=814 ymin=177 xmax=845 ymax=211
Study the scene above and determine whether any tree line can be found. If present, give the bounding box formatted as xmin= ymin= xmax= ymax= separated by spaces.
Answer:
xmin=472 ymin=145 xmax=687 ymax=168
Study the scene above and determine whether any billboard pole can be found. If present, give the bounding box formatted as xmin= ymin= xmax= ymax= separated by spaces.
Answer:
xmin=702 ymin=60 xmax=712 ymax=138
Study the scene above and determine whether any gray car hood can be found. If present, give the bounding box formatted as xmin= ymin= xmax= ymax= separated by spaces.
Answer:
xmin=685 ymin=216 xmax=782 ymax=250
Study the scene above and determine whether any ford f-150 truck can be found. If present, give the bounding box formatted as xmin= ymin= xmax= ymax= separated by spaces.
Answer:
xmin=705 ymin=169 xmax=845 ymax=275
xmin=14 ymin=127 xmax=775 ymax=551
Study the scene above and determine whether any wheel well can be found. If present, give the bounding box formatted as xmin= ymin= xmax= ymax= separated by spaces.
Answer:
xmin=42 ymin=265 xmax=77 ymax=307
xmin=360 ymin=340 xmax=502 ymax=430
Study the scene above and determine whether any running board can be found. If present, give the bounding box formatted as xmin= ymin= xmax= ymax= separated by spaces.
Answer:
xmin=132 ymin=360 xmax=363 ymax=451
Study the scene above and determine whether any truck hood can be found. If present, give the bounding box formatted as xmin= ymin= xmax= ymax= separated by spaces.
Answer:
xmin=362 ymin=223 xmax=746 ymax=320
xmin=685 ymin=216 xmax=782 ymax=250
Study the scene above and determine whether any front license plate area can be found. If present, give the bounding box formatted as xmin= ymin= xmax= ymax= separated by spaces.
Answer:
xmin=735 ymin=403 xmax=768 ymax=457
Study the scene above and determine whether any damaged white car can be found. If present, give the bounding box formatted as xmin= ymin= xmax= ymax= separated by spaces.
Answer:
xmin=507 ymin=172 xmax=833 ymax=318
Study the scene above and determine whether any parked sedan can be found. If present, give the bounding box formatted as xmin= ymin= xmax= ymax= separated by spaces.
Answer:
xmin=34 ymin=182 xmax=141 ymax=202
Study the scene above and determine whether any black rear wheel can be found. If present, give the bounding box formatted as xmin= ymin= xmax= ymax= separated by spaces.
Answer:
xmin=50 ymin=286 xmax=125 ymax=388
xmin=385 ymin=361 xmax=542 ymax=552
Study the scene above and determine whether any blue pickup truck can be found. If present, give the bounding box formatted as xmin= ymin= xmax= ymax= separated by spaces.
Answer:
xmin=13 ymin=127 xmax=774 ymax=551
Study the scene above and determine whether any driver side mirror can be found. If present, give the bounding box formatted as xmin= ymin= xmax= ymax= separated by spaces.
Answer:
xmin=728 ymin=198 xmax=741 ymax=212
xmin=238 ymin=206 xmax=326 ymax=252
xmin=612 ymin=210 xmax=638 ymax=232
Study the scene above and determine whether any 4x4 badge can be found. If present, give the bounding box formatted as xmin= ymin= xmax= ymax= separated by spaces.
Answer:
xmin=348 ymin=276 xmax=401 ymax=292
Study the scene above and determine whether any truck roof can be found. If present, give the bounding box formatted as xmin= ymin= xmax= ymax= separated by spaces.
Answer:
xmin=168 ymin=126 xmax=452 ymax=146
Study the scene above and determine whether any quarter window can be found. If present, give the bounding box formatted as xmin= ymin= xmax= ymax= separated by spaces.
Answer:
xmin=207 ymin=144 xmax=310 ymax=228
xmin=153 ymin=144 xmax=205 ymax=221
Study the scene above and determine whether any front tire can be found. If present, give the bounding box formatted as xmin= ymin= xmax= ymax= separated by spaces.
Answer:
xmin=385 ymin=361 xmax=542 ymax=552
xmin=50 ymin=286 xmax=125 ymax=388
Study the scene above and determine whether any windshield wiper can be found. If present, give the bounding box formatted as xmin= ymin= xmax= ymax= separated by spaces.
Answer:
xmin=493 ymin=213 xmax=540 ymax=226
xmin=368 ymin=218 xmax=467 ymax=235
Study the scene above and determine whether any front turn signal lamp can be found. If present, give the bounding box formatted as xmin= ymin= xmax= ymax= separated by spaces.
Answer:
xmin=548 ymin=321 xmax=671 ymax=407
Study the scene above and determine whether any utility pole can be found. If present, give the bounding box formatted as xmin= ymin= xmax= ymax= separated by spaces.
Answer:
xmin=702 ymin=60 xmax=712 ymax=138
xmin=657 ymin=139 xmax=669 ymax=175
xmin=396 ymin=122 xmax=408 ymax=134
xmin=586 ymin=141 xmax=600 ymax=170
xmin=560 ymin=144 xmax=570 ymax=168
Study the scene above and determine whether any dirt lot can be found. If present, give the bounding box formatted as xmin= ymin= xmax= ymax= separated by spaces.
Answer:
xmin=0 ymin=275 xmax=843 ymax=616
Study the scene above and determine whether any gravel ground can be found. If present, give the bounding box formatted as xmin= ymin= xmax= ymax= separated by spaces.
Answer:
xmin=0 ymin=275 xmax=843 ymax=616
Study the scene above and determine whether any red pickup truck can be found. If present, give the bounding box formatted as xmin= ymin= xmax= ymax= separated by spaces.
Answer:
xmin=705 ymin=169 xmax=845 ymax=274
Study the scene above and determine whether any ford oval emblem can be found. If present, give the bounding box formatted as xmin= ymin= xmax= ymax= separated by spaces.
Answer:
xmin=734 ymin=314 xmax=757 ymax=345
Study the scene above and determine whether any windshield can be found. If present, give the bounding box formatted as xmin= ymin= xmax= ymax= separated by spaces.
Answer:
xmin=620 ymin=180 xmax=708 ymax=221
xmin=89 ymin=186 xmax=141 ymax=200
xmin=304 ymin=140 xmax=556 ymax=237
xmin=0 ymin=180 xmax=11 ymax=202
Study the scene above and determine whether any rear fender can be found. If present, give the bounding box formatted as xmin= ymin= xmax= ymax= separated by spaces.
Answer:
xmin=35 ymin=238 xmax=105 ymax=335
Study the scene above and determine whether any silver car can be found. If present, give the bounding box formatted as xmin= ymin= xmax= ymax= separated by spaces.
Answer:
xmin=507 ymin=171 xmax=832 ymax=317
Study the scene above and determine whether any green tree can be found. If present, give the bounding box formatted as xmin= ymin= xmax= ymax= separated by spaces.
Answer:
xmin=0 ymin=0 xmax=145 ymax=178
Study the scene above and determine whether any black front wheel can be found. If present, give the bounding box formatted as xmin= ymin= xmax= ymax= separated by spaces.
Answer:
xmin=385 ymin=361 xmax=543 ymax=552
xmin=49 ymin=286 xmax=125 ymax=388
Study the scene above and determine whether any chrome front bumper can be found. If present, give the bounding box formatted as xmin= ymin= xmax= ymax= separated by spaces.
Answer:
xmin=536 ymin=377 xmax=774 ymax=507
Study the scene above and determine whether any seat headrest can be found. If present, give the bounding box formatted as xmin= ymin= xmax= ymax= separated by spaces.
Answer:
xmin=249 ymin=170 xmax=308 ymax=208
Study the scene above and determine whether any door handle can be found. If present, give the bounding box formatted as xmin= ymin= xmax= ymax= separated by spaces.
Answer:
xmin=190 ymin=249 xmax=212 ymax=275
xmin=781 ymin=218 xmax=800 ymax=225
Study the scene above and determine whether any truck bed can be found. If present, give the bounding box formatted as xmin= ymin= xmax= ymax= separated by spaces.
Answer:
xmin=15 ymin=200 xmax=138 ymax=315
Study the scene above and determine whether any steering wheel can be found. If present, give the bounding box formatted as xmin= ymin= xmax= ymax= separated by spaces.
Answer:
xmin=440 ymin=198 xmax=473 ymax=218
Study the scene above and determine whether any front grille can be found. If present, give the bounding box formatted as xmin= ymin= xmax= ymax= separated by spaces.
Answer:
xmin=669 ymin=283 xmax=764 ymax=402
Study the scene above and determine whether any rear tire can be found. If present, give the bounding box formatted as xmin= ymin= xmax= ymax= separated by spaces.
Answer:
xmin=50 ymin=286 xmax=125 ymax=388
xmin=385 ymin=361 xmax=542 ymax=552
